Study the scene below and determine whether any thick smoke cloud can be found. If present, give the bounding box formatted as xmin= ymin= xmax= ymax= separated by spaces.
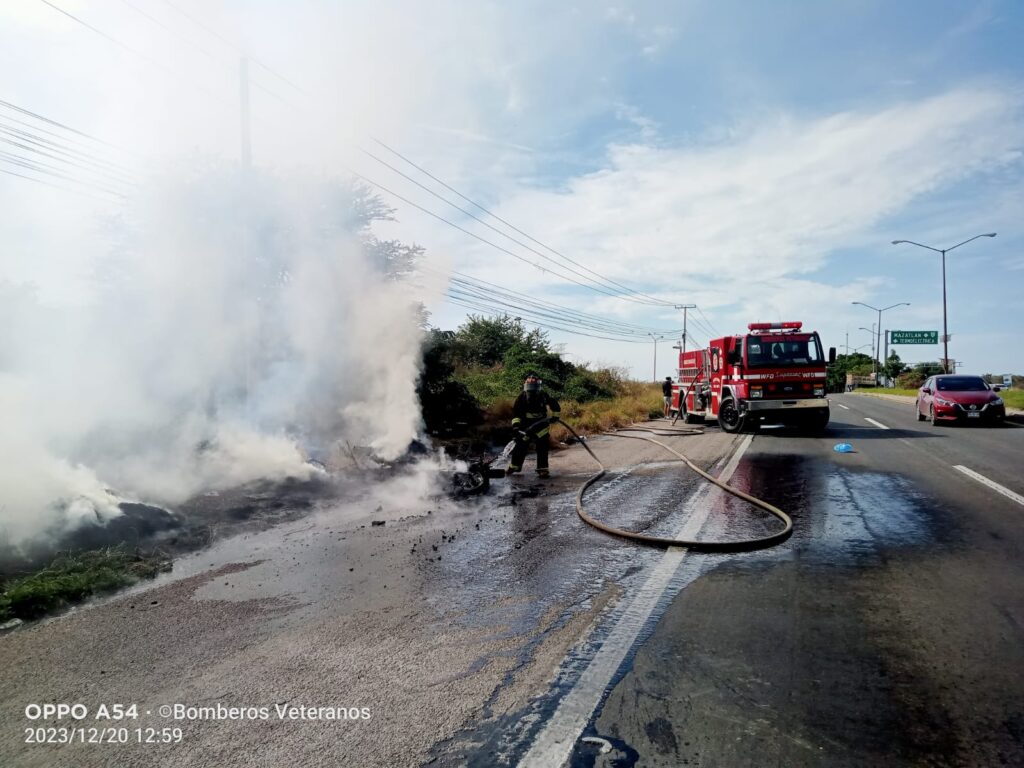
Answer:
xmin=0 ymin=165 xmax=427 ymax=549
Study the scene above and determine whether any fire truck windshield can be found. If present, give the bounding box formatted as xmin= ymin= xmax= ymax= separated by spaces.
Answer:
xmin=744 ymin=334 xmax=823 ymax=368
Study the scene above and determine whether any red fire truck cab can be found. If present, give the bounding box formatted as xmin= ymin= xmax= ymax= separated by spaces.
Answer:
xmin=672 ymin=322 xmax=836 ymax=433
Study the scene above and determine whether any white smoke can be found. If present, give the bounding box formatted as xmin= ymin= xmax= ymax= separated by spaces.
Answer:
xmin=0 ymin=164 xmax=429 ymax=549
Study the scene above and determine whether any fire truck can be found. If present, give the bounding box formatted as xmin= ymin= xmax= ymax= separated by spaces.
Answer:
xmin=672 ymin=321 xmax=836 ymax=433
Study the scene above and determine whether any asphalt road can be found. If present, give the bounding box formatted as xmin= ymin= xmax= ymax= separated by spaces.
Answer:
xmin=578 ymin=393 xmax=1024 ymax=767
xmin=2 ymin=396 xmax=1022 ymax=767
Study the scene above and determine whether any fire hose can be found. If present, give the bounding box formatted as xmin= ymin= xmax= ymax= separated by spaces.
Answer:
xmin=550 ymin=418 xmax=793 ymax=552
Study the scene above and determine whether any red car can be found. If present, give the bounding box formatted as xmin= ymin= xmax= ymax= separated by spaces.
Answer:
xmin=916 ymin=375 xmax=1006 ymax=425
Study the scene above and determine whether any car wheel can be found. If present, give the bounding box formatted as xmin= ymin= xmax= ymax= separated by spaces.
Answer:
xmin=916 ymin=400 xmax=925 ymax=421
xmin=929 ymin=406 xmax=940 ymax=426
xmin=718 ymin=397 xmax=743 ymax=433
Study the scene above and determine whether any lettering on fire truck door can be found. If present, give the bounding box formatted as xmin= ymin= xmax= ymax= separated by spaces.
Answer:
xmin=709 ymin=343 xmax=723 ymax=415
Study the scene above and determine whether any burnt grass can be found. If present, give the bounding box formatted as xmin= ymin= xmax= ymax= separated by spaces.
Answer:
xmin=0 ymin=475 xmax=333 ymax=623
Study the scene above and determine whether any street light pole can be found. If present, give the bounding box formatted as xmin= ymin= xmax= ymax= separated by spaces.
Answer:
xmin=853 ymin=301 xmax=909 ymax=385
xmin=859 ymin=326 xmax=877 ymax=375
xmin=648 ymin=333 xmax=664 ymax=382
xmin=892 ymin=233 xmax=996 ymax=373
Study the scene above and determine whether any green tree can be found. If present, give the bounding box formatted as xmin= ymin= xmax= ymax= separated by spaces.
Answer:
xmin=826 ymin=352 xmax=874 ymax=391
xmin=452 ymin=315 xmax=549 ymax=368
xmin=882 ymin=351 xmax=907 ymax=383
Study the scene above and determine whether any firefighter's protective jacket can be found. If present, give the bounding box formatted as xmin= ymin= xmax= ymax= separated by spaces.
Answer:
xmin=511 ymin=390 xmax=561 ymax=439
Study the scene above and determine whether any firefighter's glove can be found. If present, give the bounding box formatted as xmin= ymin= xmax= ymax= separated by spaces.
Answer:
xmin=549 ymin=416 xmax=561 ymax=425
xmin=515 ymin=429 xmax=529 ymax=442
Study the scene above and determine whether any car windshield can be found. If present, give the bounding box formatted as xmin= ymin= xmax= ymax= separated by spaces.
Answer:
xmin=745 ymin=334 xmax=823 ymax=368
xmin=936 ymin=376 xmax=988 ymax=392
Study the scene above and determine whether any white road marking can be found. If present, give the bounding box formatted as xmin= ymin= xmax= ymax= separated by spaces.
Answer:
xmin=865 ymin=418 xmax=889 ymax=430
xmin=517 ymin=435 xmax=755 ymax=768
xmin=953 ymin=466 xmax=1024 ymax=507
xmin=836 ymin=403 xmax=850 ymax=410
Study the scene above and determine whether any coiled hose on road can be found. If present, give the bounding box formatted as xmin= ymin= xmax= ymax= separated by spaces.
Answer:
xmin=553 ymin=418 xmax=793 ymax=552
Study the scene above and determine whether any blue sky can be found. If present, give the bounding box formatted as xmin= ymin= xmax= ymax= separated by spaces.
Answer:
xmin=2 ymin=0 xmax=1022 ymax=377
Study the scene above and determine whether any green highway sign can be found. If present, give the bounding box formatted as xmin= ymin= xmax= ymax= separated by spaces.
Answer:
xmin=890 ymin=330 xmax=938 ymax=345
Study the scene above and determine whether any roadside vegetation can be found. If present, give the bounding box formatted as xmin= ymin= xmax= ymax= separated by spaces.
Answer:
xmin=418 ymin=315 xmax=662 ymax=446
xmin=0 ymin=547 xmax=171 ymax=623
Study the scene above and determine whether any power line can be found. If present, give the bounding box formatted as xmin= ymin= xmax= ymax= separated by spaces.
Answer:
xmin=0 ymin=120 xmax=137 ymax=179
xmin=116 ymin=0 xmax=232 ymax=67
xmin=372 ymin=138 xmax=680 ymax=307
xmin=155 ymin=0 xmax=307 ymax=95
xmin=0 ymin=132 xmax=135 ymax=188
xmin=442 ymin=271 xmax=684 ymax=337
xmin=443 ymin=296 xmax=657 ymax=344
xmin=38 ymin=0 xmax=221 ymax=100
xmin=349 ymin=167 xmax=694 ymax=307
xmin=0 ymin=98 xmax=127 ymax=153
xmin=447 ymin=285 xmax=669 ymax=339
xmin=696 ymin=306 xmax=721 ymax=337
xmin=0 ymin=152 xmax=125 ymax=197
xmin=114 ymin=0 xmax=295 ymax=107
xmin=0 ymin=166 xmax=115 ymax=201
xmin=361 ymin=147 xmax=670 ymax=307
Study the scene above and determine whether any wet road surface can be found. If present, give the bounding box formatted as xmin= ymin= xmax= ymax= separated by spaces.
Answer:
xmin=0 ymin=428 xmax=741 ymax=767
xmin=575 ymin=395 xmax=1024 ymax=767
xmin=2 ymin=397 xmax=1022 ymax=767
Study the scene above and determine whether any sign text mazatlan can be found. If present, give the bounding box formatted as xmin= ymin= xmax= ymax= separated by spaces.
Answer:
xmin=890 ymin=330 xmax=938 ymax=345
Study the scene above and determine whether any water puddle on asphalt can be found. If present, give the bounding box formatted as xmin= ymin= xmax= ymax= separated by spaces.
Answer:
xmin=700 ymin=455 xmax=950 ymax=569
xmin=443 ymin=453 xmax=958 ymax=768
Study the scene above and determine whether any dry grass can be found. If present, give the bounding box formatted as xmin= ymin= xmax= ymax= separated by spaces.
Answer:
xmin=550 ymin=382 xmax=663 ymax=441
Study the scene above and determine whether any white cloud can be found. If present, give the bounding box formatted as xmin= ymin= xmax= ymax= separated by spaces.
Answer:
xmin=476 ymin=87 xmax=1021 ymax=293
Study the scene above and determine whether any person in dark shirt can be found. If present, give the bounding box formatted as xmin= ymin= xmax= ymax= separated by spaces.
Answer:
xmin=662 ymin=376 xmax=673 ymax=417
xmin=507 ymin=374 xmax=561 ymax=478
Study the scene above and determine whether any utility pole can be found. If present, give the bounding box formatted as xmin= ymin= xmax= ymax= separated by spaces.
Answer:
xmin=240 ymin=56 xmax=253 ymax=414
xmin=240 ymin=57 xmax=252 ymax=170
xmin=674 ymin=304 xmax=696 ymax=355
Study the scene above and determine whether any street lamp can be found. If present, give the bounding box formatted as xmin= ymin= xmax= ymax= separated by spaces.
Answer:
xmin=648 ymin=333 xmax=664 ymax=382
xmin=892 ymin=233 xmax=996 ymax=373
xmin=853 ymin=302 xmax=909 ymax=384
xmin=858 ymin=325 xmax=877 ymax=371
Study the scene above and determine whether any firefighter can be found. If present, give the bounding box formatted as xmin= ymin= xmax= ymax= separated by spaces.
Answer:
xmin=507 ymin=373 xmax=561 ymax=478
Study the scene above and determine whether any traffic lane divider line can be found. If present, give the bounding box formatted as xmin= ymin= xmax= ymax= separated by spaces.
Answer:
xmin=865 ymin=418 xmax=890 ymax=430
xmin=953 ymin=465 xmax=1024 ymax=507
xmin=516 ymin=434 xmax=755 ymax=768
xmin=836 ymin=403 xmax=850 ymax=410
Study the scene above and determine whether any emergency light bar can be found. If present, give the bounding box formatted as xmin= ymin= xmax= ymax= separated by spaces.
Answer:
xmin=748 ymin=321 xmax=803 ymax=332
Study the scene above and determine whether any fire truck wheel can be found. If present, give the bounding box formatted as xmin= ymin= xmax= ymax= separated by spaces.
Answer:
xmin=804 ymin=409 xmax=830 ymax=434
xmin=718 ymin=397 xmax=743 ymax=433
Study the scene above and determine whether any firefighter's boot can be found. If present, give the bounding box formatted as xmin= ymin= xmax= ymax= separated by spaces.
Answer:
xmin=536 ymin=468 xmax=550 ymax=479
